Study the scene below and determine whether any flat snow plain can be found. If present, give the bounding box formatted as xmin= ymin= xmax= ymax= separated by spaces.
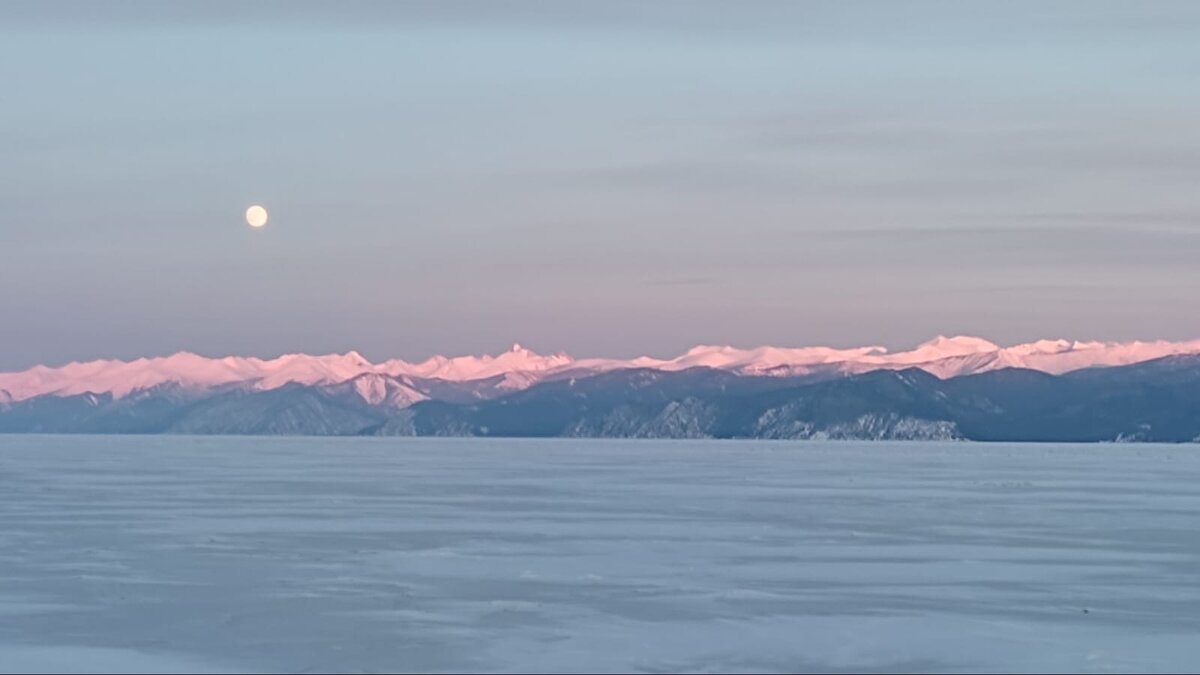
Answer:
xmin=3 ymin=436 xmax=1200 ymax=673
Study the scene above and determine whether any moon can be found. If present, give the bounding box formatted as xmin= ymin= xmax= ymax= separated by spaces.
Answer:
xmin=245 ymin=205 xmax=269 ymax=228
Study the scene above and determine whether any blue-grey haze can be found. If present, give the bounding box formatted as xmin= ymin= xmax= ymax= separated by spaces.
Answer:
xmin=3 ymin=1 xmax=1199 ymax=369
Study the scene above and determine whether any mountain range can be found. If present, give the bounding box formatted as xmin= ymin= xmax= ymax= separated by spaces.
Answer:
xmin=3 ymin=336 xmax=1199 ymax=441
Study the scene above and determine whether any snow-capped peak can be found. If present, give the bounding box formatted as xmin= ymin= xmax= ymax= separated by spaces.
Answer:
xmin=3 ymin=335 xmax=1200 ymax=404
xmin=1007 ymin=339 xmax=1074 ymax=356
xmin=380 ymin=343 xmax=573 ymax=381
xmin=911 ymin=335 xmax=1001 ymax=358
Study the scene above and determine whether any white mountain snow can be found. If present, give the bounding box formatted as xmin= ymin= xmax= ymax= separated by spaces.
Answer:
xmin=3 ymin=336 xmax=1200 ymax=406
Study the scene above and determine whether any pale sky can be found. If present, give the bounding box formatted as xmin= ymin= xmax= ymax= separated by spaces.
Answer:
xmin=3 ymin=1 xmax=1199 ymax=369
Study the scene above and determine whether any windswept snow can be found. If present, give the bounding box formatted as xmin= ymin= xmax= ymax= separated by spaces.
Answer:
xmin=3 ymin=437 xmax=1200 ymax=673
xmin=3 ymin=336 xmax=1200 ymax=404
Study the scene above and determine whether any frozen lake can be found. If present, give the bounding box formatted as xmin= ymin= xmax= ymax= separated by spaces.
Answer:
xmin=2 ymin=436 xmax=1200 ymax=673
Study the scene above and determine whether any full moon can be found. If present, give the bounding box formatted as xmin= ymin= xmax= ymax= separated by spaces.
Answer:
xmin=245 ymin=205 xmax=269 ymax=228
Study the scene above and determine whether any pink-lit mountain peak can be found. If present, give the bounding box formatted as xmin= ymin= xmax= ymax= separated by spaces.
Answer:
xmin=910 ymin=335 xmax=1002 ymax=357
xmin=4 ymin=336 xmax=1200 ymax=405
xmin=379 ymin=342 xmax=573 ymax=381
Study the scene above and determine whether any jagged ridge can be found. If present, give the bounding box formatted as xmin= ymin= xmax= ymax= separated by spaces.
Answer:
xmin=4 ymin=335 xmax=1200 ymax=407
xmin=4 ymin=355 xmax=1200 ymax=442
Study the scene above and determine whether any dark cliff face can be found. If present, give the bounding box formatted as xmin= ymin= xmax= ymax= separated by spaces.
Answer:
xmin=3 ymin=357 xmax=1199 ymax=442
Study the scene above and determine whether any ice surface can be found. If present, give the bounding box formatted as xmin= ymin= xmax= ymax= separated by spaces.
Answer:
xmin=3 ymin=436 xmax=1200 ymax=673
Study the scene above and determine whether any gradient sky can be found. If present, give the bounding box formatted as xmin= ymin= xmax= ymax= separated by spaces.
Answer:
xmin=3 ymin=1 xmax=1200 ymax=369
